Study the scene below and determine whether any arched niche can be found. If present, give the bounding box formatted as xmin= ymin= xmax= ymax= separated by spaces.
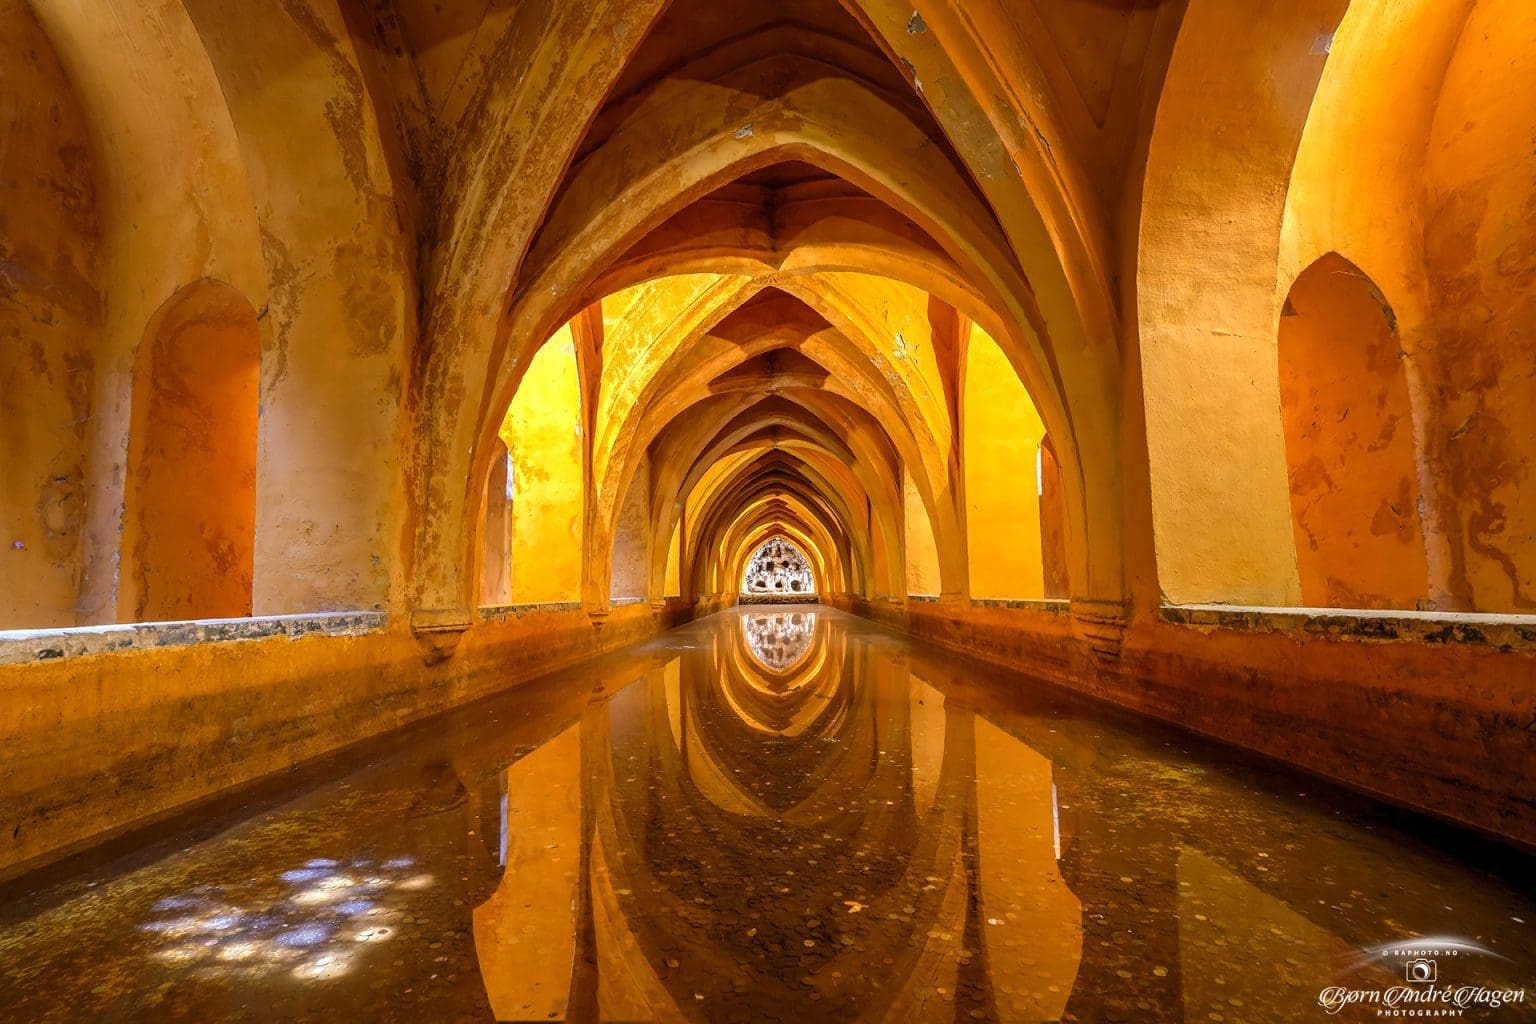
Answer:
xmin=1039 ymin=436 xmax=1070 ymax=601
xmin=609 ymin=458 xmax=650 ymax=602
xmin=479 ymin=438 xmax=513 ymax=607
xmin=740 ymin=536 xmax=817 ymax=601
xmin=121 ymin=280 xmax=260 ymax=622
xmin=664 ymin=522 xmax=682 ymax=599
xmin=903 ymin=466 xmax=941 ymax=598
xmin=1278 ymin=254 xmax=1428 ymax=609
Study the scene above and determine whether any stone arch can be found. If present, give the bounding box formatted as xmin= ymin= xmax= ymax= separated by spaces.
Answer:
xmin=659 ymin=405 xmax=888 ymax=601
xmin=120 ymin=280 xmax=260 ymax=622
xmin=692 ymin=462 xmax=862 ymax=597
xmin=1279 ymin=253 xmax=1428 ymax=609
xmin=1137 ymin=0 xmax=1348 ymax=606
xmin=412 ymin=48 xmax=1119 ymax=618
xmin=585 ymin=276 xmax=961 ymax=602
xmin=23 ymin=0 xmax=267 ymax=623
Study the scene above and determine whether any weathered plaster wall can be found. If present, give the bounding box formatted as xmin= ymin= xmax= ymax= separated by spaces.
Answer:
xmin=1421 ymin=0 xmax=1536 ymax=613
xmin=1278 ymin=0 xmax=1476 ymax=614
xmin=1279 ymin=255 xmax=1428 ymax=609
xmin=27 ymin=1 xmax=268 ymax=626
xmin=185 ymin=0 xmax=411 ymax=615
xmin=609 ymin=454 xmax=650 ymax=600
xmin=0 ymin=1 xmax=100 ymax=628
xmin=0 ymin=602 xmax=686 ymax=880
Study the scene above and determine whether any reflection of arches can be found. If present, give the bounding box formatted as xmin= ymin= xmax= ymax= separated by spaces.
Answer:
xmin=121 ymin=280 xmax=260 ymax=621
xmin=740 ymin=536 xmax=816 ymax=600
xmin=1279 ymin=254 xmax=1427 ymax=608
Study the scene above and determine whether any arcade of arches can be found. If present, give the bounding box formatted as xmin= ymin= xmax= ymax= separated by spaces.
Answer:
xmin=1 ymin=0 xmax=1534 ymax=895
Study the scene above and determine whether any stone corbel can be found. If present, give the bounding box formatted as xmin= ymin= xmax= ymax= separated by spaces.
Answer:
xmin=1070 ymin=597 xmax=1129 ymax=663
xmin=410 ymin=606 xmax=472 ymax=663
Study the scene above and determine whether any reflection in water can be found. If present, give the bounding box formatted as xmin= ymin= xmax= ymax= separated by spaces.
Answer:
xmin=741 ymin=609 xmax=817 ymax=673
xmin=1 ymin=609 xmax=1533 ymax=1022
xmin=137 ymin=855 xmax=428 ymax=982
xmin=471 ymin=610 xmax=1086 ymax=1022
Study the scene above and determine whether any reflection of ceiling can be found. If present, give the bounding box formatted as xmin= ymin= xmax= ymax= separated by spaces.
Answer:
xmin=474 ymin=610 xmax=1084 ymax=1022
xmin=742 ymin=610 xmax=817 ymax=673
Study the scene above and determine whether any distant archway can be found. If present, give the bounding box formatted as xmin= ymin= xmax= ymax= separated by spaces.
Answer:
xmin=740 ymin=536 xmax=817 ymax=603
xmin=121 ymin=280 xmax=260 ymax=622
xmin=1278 ymin=254 xmax=1428 ymax=608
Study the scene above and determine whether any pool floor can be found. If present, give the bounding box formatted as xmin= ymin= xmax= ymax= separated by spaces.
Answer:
xmin=0 ymin=607 xmax=1531 ymax=1022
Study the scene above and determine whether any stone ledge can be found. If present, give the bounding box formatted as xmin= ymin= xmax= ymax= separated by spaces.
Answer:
xmin=1161 ymin=603 xmax=1536 ymax=650
xmin=476 ymin=601 xmax=583 ymax=621
xmin=738 ymin=594 xmax=821 ymax=605
xmin=969 ymin=598 xmax=1071 ymax=614
xmin=0 ymin=611 xmax=387 ymax=668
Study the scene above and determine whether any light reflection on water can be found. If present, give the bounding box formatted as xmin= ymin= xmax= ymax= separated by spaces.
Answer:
xmin=0 ymin=608 xmax=1532 ymax=1022
xmin=132 ymin=855 xmax=426 ymax=982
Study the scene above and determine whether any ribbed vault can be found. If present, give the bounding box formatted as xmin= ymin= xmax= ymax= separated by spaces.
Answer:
xmin=408 ymin=0 xmax=1131 ymax=622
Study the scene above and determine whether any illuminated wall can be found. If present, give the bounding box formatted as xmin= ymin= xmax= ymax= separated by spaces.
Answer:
xmin=963 ymin=324 xmax=1048 ymax=600
xmin=501 ymin=327 xmax=584 ymax=605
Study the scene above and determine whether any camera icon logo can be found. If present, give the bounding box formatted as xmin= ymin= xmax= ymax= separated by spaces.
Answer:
xmin=1405 ymin=958 xmax=1437 ymax=984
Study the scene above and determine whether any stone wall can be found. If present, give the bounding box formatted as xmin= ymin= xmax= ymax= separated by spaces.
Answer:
xmin=0 ymin=602 xmax=684 ymax=881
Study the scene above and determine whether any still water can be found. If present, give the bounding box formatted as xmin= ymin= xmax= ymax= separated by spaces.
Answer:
xmin=1 ymin=608 xmax=1531 ymax=1022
